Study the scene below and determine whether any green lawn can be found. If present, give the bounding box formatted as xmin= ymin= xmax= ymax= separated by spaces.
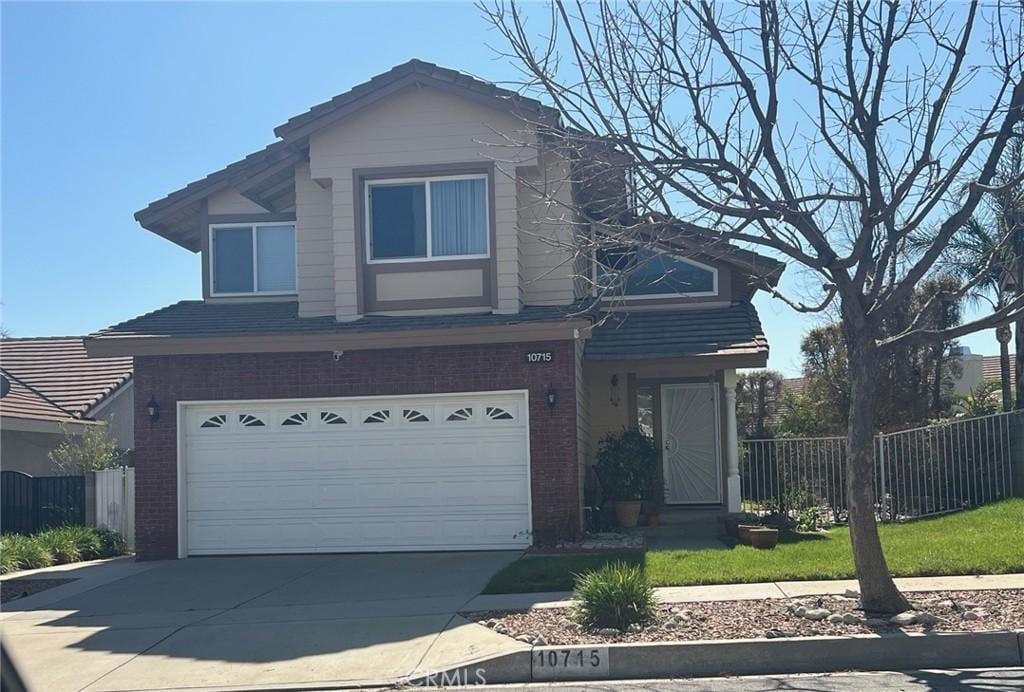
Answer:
xmin=483 ymin=499 xmax=1024 ymax=594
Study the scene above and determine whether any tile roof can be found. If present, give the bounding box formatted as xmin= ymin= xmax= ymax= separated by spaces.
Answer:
xmin=88 ymin=300 xmax=587 ymax=341
xmin=585 ymin=303 xmax=768 ymax=361
xmin=0 ymin=337 xmax=133 ymax=421
xmin=982 ymin=354 xmax=1016 ymax=383
xmin=0 ymin=371 xmax=79 ymax=424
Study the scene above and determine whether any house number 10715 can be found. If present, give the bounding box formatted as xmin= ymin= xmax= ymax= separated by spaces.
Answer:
xmin=525 ymin=352 xmax=553 ymax=363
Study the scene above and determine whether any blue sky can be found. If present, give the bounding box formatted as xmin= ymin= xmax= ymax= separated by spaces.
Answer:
xmin=0 ymin=1 xmax=1001 ymax=376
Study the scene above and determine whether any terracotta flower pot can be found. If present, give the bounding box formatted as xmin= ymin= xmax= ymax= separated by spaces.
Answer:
xmin=737 ymin=524 xmax=759 ymax=545
xmin=750 ymin=528 xmax=779 ymax=550
xmin=614 ymin=500 xmax=643 ymax=528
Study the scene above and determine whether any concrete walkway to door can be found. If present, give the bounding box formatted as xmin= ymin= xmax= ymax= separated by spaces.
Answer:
xmin=1 ymin=551 xmax=526 ymax=691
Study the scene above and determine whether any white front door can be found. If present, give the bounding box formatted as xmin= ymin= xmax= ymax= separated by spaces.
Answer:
xmin=660 ymin=383 xmax=722 ymax=504
xmin=178 ymin=391 xmax=531 ymax=556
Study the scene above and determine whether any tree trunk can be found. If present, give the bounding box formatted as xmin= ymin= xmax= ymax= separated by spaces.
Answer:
xmin=845 ymin=338 xmax=911 ymax=614
xmin=1000 ymin=338 xmax=1013 ymax=412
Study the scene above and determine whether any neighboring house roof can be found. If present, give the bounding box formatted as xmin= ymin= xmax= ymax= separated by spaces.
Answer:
xmin=585 ymin=303 xmax=768 ymax=362
xmin=0 ymin=370 xmax=80 ymax=424
xmin=982 ymin=354 xmax=1016 ymax=383
xmin=0 ymin=337 xmax=133 ymax=422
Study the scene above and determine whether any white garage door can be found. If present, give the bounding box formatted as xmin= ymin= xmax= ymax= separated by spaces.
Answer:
xmin=179 ymin=391 xmax=531 ymax=555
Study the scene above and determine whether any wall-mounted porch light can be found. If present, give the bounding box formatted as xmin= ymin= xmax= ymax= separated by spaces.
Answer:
xmin=146 ymin=397 xmax=160 ymax=423
xmin=546 ymin=385 xmax=558 ymax=414
xmin=609 ymin=374 xmax=621 ymax=407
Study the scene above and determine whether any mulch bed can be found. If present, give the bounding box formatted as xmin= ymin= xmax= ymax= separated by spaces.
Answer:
xmin=1 ymin=578 xmax=76 ymax=604
xmin=467 ymin=589 xmax=1024 ymax=645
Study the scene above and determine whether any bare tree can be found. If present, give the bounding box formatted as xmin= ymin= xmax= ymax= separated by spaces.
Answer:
xmin=484 ymin=0 xmax=1024 ymax=613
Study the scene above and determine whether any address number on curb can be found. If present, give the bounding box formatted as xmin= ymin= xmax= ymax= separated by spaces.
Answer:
xmin=532 ymin=647 xmax=609 ymax=680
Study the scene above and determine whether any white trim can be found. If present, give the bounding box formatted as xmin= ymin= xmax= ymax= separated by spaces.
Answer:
xmin=0 ymin=416 xmax=98 ymax=435
xmin=208 ymin=222 xmax=299 ymax=297
xmin=592 ymin=248 xmax=719 ymax=300
xmin=364 ymin=174 xmax=490 ymax=264
xmin=174 ymin=389 xmax=532 ymax=558
xmin=659 ymin=382 xmax=723 ymax=505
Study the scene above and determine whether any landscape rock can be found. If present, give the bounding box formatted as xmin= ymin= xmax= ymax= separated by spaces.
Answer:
xmin=842 ymin=613 xmax=862 ymax=625
xmin=802 ymin=608 xmax=832 ymax=621
xmin=843 ymin=588 xmax=861 ymax=599
xmin=533 ymin=634 xmax=547 ymax=646
xmin=628 ymin=623 xmax=643 ymax=633
xmin=935 ymin=599 xmax=955 ymax=609
xmin=890 ymin=611 xmax=918 ymax=626
xmin=915 ymin=613 xmax=939 ymax=627
xmin=963 ymin=609 xmax=986 ymax=621
xmin=794 ymin=606 xmax=808 ymax=618
xmin=596 ymin=628 xmax=621 ymax=636
xmin=765 ymin=628 xmax=788 ymax=639
xmin=826 ymin=613 xmax=844 ymax=624
xmin=866 ymin=618 xmax=889 ymax=627
xmin=515 ymin=634 xmax=533 ymax=643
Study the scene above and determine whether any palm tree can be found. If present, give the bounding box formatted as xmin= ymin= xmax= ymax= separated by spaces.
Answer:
xmin=937 ymin=218 xmax=1015 ymax=410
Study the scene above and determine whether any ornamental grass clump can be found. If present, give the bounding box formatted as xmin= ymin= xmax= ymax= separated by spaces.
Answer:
xmin=0 ymin=534 xmax=54 ymax=573
xmin=573 ymin=561 xmax=656 ymax=631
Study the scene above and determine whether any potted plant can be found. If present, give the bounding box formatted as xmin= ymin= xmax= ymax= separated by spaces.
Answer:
xmin=594 ymin=429 xmax=658 ymax=529
xmin=749 ymin=527 xmax=779 ymax=549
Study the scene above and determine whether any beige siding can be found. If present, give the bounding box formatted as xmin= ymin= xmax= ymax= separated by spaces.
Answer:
xmin=207 ymin=188 xmax=271 ymax=215
xmin=294 ymin=163 xmax=335 ymax=317
xmin=518 ymin=150 xmax=577 ymax=306
xmin=376 ymin=269 xmax=484 ymax=302
xmin=92 ymin=384 xmax=134 ymax=450
xmin=1 ymin=430 xmax=65 ymax=476
xmin=308 ymin=85 xmax=539 ymax=319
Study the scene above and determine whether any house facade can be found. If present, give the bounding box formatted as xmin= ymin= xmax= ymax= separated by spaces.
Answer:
xmin=85 ymin=60 xmax=782 ymax=560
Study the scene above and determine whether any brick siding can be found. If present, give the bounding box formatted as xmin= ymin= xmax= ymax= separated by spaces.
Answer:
xmin=133 ymin=340 xmax=580 ymax=559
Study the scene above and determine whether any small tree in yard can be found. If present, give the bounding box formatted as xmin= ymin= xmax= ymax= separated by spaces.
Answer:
xmin=49 ymin=424 xmax=121 ymax=475
xmin=486 ymin=1 xmax=1024 ymax=613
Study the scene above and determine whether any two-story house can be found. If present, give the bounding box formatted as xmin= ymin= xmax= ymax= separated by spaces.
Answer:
xmin=85 ymin=60 xmax=783 ymax=560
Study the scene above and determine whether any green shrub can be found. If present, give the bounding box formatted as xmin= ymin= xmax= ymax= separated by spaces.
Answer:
xmin=61 ymin=525 xmax=104 ymax=560
xmin=573 ymin=561 xmax=656 ymax=631
xmin=594 ymin=429 xmax=658 ymax=501
xmin=96 ymin=529 xmax=128 ymax=558
xmin=34 ymin=528 xmax=82 ymax=564
xmin=0 ymin=534 xmax=54 ymax=572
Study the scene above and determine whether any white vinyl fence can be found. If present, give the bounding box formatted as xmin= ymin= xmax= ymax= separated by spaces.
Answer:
xmin=94 ymin=466 xmax=135 ymax=549
xmin=742 ymin=411 xmax=1021 ymax=524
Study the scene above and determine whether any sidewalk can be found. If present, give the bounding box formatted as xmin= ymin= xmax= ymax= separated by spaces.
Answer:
xmin=463 ymin=573 xmax=1024 ymax=612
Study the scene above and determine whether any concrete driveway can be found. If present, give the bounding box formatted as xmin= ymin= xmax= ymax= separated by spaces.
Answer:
xmin=1 ymin=551 xmax=525 ymax=691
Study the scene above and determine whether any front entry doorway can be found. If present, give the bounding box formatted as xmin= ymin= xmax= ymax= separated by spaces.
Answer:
xmin=660 ymin=383 xmax=722 ymax=504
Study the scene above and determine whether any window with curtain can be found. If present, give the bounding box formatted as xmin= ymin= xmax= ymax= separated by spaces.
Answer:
xmin=211 ymin=224 xmax=296 ymax=295
xmin=367 ymin=175 xmax=488 ymax=261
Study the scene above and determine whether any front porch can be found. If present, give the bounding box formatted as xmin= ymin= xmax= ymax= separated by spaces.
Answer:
xmin=582 ymin=305 xmax=771 ymax=531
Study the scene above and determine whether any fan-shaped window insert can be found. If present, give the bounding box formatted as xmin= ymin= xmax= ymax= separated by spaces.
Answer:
xmin=281 ymin=412 xmax=309 ymax=427
xmin=402 ymin=409 xmax=430 ymax=423
xmin=199 ymin=414 xmax=227 ymax=429
xmin=363 ymin=409 xmax=391 ymax=424
xmin=446 ymin=407 xmax=474 ymax=422
xmin=596 ymin=245 xmax=717 ymax=297
xmin=239 ymin=413 xmax=266 ymax=427
xmin=485 ymin=406 xmax=514 ymax=421
xmin=320 ymin=411 xmax=348 ymax=425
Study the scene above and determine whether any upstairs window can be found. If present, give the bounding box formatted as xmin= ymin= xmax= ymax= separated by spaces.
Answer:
xmin=367 ymin=175 xmax=488 ymax=262
xmin=210 ymin=223 xmax=296 ymax=295
xmin=596 ymin=245 xmax=717 ymax=298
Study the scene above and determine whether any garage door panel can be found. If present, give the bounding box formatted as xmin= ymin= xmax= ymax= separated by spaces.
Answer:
xmin=182 ymin=392 xmax=531 ymax=554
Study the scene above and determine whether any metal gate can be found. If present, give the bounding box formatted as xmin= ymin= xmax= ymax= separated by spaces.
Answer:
xmin=1 ymin=471 xmax=86 ymax=534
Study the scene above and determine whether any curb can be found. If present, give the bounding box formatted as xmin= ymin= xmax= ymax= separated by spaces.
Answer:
xmin=411 ymin=629 xmax=1024 ymax=685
